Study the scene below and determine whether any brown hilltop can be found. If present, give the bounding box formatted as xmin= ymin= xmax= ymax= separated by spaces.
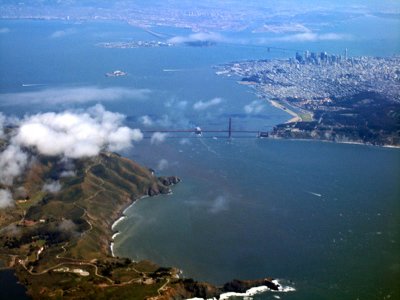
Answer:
xmin=0 ymin=151 xmax=280 ymax=299
xmin=0 ymin=151 xmax=182 ymax=299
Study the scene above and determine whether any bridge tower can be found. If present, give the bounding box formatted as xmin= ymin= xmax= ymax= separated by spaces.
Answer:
xmin=228 ymin=117 xmax=232 ymax=138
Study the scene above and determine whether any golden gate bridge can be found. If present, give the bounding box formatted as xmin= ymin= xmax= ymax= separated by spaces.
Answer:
xmin=141 ymin=118 xmax=270 ymax=138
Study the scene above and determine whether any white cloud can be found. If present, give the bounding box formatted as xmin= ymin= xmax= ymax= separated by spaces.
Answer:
xmin=139 ymin=115 xmax=153 ymax=126
xmin=14 ymin=104 xmax=143 ymax=158
xmin=151 ymin=114 xmax=191 ymax=130
xmin=254 ymin=23 xmax=311 ymax=34
xmin=0 ymin=28 xmax=10 ymax=34
xmin=0 ymin=112 xmax=5 ymax=138
xmin=0 ymin=223 xmax=20 ymax=235
xmin=58 ymin=219 xmax=77 ymax=232
xmin=50 ymin=28 xmax=76 ymax=38
xmin=43 ymin=180 xmax=62 ymax=193
xmin=165 ymin=99 xmax=188 ymax=109
xmin=157 ymin=159 xmax=169 ymax=171
xmin=179 ymin=138 xmax=190 ymax=145
xmin=275 ymin=32 xmax=351 ymax=42
xmin=60 ymin=170 xmax=76 ymax=177
xmin=150 ymin=132 xmax=168 ymax=145
xmin=108 ymin=127 xmax=143 ymax=151
xmin=209 ymin=195 xmax=229 ymax=214
xmin=159 ymin=115 xmax=172 ymax=127
xmin=0 ymin=189 xmax=13 ymax=209
xmin=168 ymin=32 xmax=224 ymax=44
xmin=0 ymin=105 xmax=143 ymax=186
xmin=177 ymin=101 xmax=188 ymax=109
xmin=244 ymin=100 xmax=264 ymax=114
xmin=0 ymin=145 xmax=29 ymax=185
xmin=59 ymin=158 xmax=76 ymax=177
xmin=14 ymin=186 xmax=28 ymax=199
xmin=193 ymin=97 xmax=223 ymax=111
xmin=0 ymin=86 xmax=151 ymax=105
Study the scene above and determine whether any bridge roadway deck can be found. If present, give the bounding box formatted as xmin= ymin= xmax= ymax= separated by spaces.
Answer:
xmin=142 ymin=130 xmax=260 ymax=133
xmin=141 ymin=129 xmax=266 ymax=139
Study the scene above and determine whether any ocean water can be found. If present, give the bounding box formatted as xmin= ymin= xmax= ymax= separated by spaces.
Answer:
xmin=0 ymin=18 xmax=399 ymax=300
xmin=0 ymin=269 xmax=31 ymax=299
xmin=119 ymin=139 xmax=400 ymax=299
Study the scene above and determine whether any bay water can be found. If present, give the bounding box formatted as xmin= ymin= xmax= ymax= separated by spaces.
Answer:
xmin=0 ymin=19 xmax=399 ymax=299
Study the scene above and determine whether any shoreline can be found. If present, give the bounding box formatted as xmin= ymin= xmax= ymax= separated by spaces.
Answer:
xmin=111 ymin=216 xmax=126 ymax=231
xmin=109 ymin=194 xmax=150 ymax=258
xmin=104 ymin=175 xmax=297 ymax=299
xmin=233 ymin=73 xmax=400 ymax=149
xmin=265 ymin=99 xmax=399 ymax=149
xmin=268 ymin=99 xmax=302 ymax=123
xmin=267 ymin=135 xmax=400 ymax=149
xmin=219 ymin=280 xmax=296 ymax=300
xmin=185 ymin=279 xmax=296 ymax=300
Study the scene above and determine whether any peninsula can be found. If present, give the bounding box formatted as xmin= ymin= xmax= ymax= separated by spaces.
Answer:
xmin=216 ymin=54 xmax=400 ymax=146
xmin=0 ymin=141 xmax=286 ymax=299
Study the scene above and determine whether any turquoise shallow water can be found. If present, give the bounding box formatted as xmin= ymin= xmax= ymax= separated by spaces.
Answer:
xmin=0 ymin=19 xmax=399 ymax=299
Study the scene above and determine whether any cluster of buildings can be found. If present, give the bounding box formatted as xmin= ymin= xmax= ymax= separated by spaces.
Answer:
xmin=216 ymin=52 xmax=400 ymax=103
xmin=292 ymin=49 xmax=348 ymax=66
xmin=0 ymin=2 xmax=251 ymax=32
xmin=97 ymin=41 xmax=173 ymax=49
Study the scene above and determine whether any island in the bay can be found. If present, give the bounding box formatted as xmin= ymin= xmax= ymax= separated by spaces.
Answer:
xmin=216 ymin=53 xmax=400 ymax=146
xmin=98 ymin=41 xmax=173 ymax=49
xmin=97 ymin=40 xmax=216 ymax=50
xmin=0 ymin=128 xmax=288 ymax=299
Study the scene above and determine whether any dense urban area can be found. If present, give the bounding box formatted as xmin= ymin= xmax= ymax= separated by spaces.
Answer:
xmin=0 ymin=1 xmax=264 ymax=31
xmin=216 ymin=53 xmax=400 ymax=145
xmin=218 ymin=52 xmax=400 ymax=101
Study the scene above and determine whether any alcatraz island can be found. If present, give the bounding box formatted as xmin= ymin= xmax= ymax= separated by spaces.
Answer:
xmin=216 ymin=51 xmax=400 ymax=146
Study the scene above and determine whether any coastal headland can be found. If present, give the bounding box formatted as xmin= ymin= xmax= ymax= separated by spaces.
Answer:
xmin=0 ymin=146 xmax=290 ymax=299
xmin=216 ymin=54 xmax=400 ymax=146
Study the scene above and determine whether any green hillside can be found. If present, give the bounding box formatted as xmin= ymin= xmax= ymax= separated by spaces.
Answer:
xmin=0 ymin=151 xmax=181 ymax=299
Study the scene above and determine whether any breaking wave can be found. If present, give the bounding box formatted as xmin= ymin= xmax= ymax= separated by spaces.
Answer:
xmin=186 ymin=279 xmax=295 ymax=300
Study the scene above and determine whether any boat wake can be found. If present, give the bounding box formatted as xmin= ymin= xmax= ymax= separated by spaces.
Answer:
xmin=22 ymin=83 xmax=46 ymax=87
xmin=163 ymin=69 xmax=185 ymax=72
xmin=307 ymin=191 xmax=322 ymax=197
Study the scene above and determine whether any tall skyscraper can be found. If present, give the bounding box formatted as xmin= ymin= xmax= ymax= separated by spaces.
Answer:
xmin=295 ymin=52 xmax=304 ymax=63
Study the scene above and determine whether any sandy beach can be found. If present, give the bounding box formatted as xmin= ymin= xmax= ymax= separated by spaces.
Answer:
xmin=269 ymin=100 xmax=302 ymax=123
xmin=109 ymin=195 xmax=152 ymax=257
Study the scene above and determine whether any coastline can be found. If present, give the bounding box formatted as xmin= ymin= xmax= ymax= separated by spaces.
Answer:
xmin=218 ymin=58 xmax=400 ymax=149
xmin=108 ymin=176 xmax=179 ymax=260
xmin=268 ymin=99 xmax=302 ymax=123
xmin=265 ymin=99 xmax=399 ymax=149
xmin=109 ymin=194 xmax=150 ymax=258
xmin=111 ymin=216 xmax=126 ymax=231
xmin=267 ymin=135 xmax=400 ymax=149
xmin=185 ymin=279 xmax=296 ymax=300
xmin=106 ymin=181 xmax=297 ymax=299
xmin=218 ymin=280 xmax=296 ymax=300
